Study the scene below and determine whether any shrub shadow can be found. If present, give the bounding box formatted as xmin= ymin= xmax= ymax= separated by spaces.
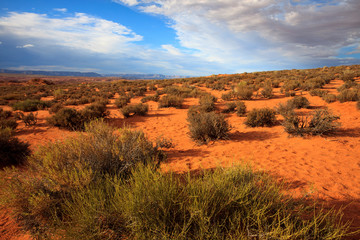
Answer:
xmin=230 ymin=130 xmax=280 ymax=142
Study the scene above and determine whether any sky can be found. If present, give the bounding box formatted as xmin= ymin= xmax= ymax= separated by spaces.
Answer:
xmin=0 ymin=0 xmax=359 ymax=76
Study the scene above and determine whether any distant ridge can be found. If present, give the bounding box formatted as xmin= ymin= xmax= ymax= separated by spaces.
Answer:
xmin=0 ymin=69 xmax=188 ymax=79
xmin=0 ymin=69 xmax=102 ymax=77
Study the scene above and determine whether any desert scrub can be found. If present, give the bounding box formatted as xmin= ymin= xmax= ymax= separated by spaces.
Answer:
xmin=282 ymin=109 xmax=340 ymax=136
xmin=141 ymin=94 xmax=159 ymax=103
xmin=309 ymin=89 xmax=328 ymax=97
xmin=322 ymin=94 xmax=337 ymax=103
xmin=260 ymin=85 xmax=273 ymax=99
xmin=0 ymin=109 xmax=18 ymax=130
xmin=234 ymin=84 xmax=253 ymax=100
xmin=121 ymin=103 xmax=148 ymax=118
xmin=245 ymin=108 xmax=277 ymax=127
xmin=0 ymin=128 xmax=30 ymax=167
xmin=0 ymin=120 xmax=165 ymax=237
xmin=188 ymin=109 xmax=230 ymax=144
xmin=236 ymin=101 xmax=247 ymax=116
xmin=287 ymin=96 xmax=310 ymax=109
xmin=198 ymin=94 xmax=217 ymax=112
xmin=158 ymin=95 xmax=184 ymax=108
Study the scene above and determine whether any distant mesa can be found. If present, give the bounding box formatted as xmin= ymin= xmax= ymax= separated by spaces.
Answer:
xmin=0 ymin=69 xmax=188 ymax=80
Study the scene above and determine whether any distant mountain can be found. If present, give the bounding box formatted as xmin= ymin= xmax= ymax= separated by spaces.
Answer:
xmin=0 ymin=69 xmax=102 ymax=77
xmin=0 ymin=69 xmax=188 ymax=79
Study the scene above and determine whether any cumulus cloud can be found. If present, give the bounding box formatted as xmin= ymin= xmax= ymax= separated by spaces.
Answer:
xmin=115 ymin=0 xmax=360 ymax=69
xmin=112 ymin=0 xmax=139 ymax=7
xmin=16 ymin=44 xmax=34 ymax=48
xmin=0 ymin=12 xmax=143 ymax=54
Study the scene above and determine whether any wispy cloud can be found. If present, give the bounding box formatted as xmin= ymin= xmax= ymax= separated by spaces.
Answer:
xmin=161 ymin=44 xmax=182 ymax=56
xmin=53 ymin=8 xmax=67 ymax=13
xmin=16 ymin=44 xmax=34 ymax=48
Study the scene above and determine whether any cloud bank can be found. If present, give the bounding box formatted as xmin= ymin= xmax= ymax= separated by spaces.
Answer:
xmin=116 ymin=0 xmax=360 ymax=70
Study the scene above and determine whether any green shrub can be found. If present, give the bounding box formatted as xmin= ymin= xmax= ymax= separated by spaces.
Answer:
xmin=121 ymin=103 xmax=149 ymax=118
xmin=337 ymin=89 xmax=359 ymax=102
xmin=158 ymin=95 xmax=183 ymax=108
xmin=0 ymin=128 xmax=30 ymax=167
xmin=188 ymin=110 xmax=230 ymax=144
xmin=221 ymin=92 xmax=233 ymax=101
xmin=287 ymin=96 xmax=310 ymax=109
xmin=245 ymin=108 xmax=276 ymax=127
xmin=282 ymin=109 xmax=340 ymax=136
xmin=12 ymin=99 xmax=49 ymax=112
xmin=81 ymin=102 xmax=109 ymax=122
xmin=236 ymin=101 xmax=247 ymax=116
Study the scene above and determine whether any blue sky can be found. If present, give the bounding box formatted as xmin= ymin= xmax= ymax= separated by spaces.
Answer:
xmin=0 ymin=0 xmax=359 ymax=76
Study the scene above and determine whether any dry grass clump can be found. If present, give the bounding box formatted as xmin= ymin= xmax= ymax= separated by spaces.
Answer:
xmin=287 ymin=96 xmax=310 ymax=109
xmin=245 ymin=108 xmax=277 ymax=127
xmin=12 ymin=99 xmax=50 ymax=112
xmin=115 ymin=95 xmax=131 ymax=108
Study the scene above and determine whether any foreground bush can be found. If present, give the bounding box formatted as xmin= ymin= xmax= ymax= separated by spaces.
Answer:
xmin=188 ymin=110 xmax=230 ymax=144
xmin=1 ymin=162 xmax=351 ymax=239
xmin=0 ymin=128 xmax=30 ymax=167
xmin=0 ymin=120 xmax=165 ymax=237
xmin=236 ymin=101 xmax=247 ymax=116
xmin=282 ymin=109 xmax=340 ymax=136
xmin=245 ymin=108 xmax=277 ymax=127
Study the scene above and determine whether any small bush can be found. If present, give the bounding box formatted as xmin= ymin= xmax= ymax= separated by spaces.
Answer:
xmin=158 ymin=95 xmax=183 ymax=108
xmin=22 ymin=112 xmax=38 ymax=126
xmin=141 ymin=94 xmax=159 ymax=103
xmin=188 ymin=110 xmax=231 ymax=144
xmin=0 ymin=118 xmax=18 ymax=130
xmin=260 ymin=85 xmax=273 ymax=99
xmin=115 ymin=95 xmax=131 ymax=108
xmin=199 ymin=94 xmax=216 ymax=112
xmin=12 ymin=99 xmax=49 ymax=112
xmin=287 ymin=96 xmax=310 ymax=109
xmin=47 ymin=108 xmax=84 ymax=130
xmin=236 ymin=101 xmax=247 ymax=116
xmin=245 ymin=108 xmax=277 ymax=127
xmin=282 ymin=109 xmax=340 ymax=136
xmin=322 ymin=94 xmax=337 ymax=103
xmin=234 ymin=85 xmax=253 ymax=100
xmin=0 ymin=128 xmax=30 ymax=167
xmin=81 ymin=102 xmax=109 ymax=122
xmin=121 ymin=103 xmax=149 ymax=118
xmin=49 ymin=102 xmax=64 ymax=114
xmin=309 ymin=89 xmax=328 ymax=97
xmin=222 ymin=102 xmax=236 ymax=113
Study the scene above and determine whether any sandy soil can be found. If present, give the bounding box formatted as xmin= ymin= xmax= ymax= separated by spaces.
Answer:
xmin=1 ymin=79 xmax=360 ymax=239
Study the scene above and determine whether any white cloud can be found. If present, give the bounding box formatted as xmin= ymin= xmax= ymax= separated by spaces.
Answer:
xmin=161 ymin=44 xmax=182 ymax=56
xmin=0 ymin=12 xmax=143 ymax=54
xmin=53 ymin=8 xmax=67 ymax=13
xmin=16 ymin=44 xmax=34 ymax=48
xmin=115 ymin=0 xmax=360 ymax=69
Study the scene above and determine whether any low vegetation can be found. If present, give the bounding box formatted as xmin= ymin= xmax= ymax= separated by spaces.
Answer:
xmin=0 ymin=128 xmax=30 ymax=167
xmin=121 ymin=103 xmax=149 ymax=118
xmin=158 ymin=95 xmax=184 ymax=108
